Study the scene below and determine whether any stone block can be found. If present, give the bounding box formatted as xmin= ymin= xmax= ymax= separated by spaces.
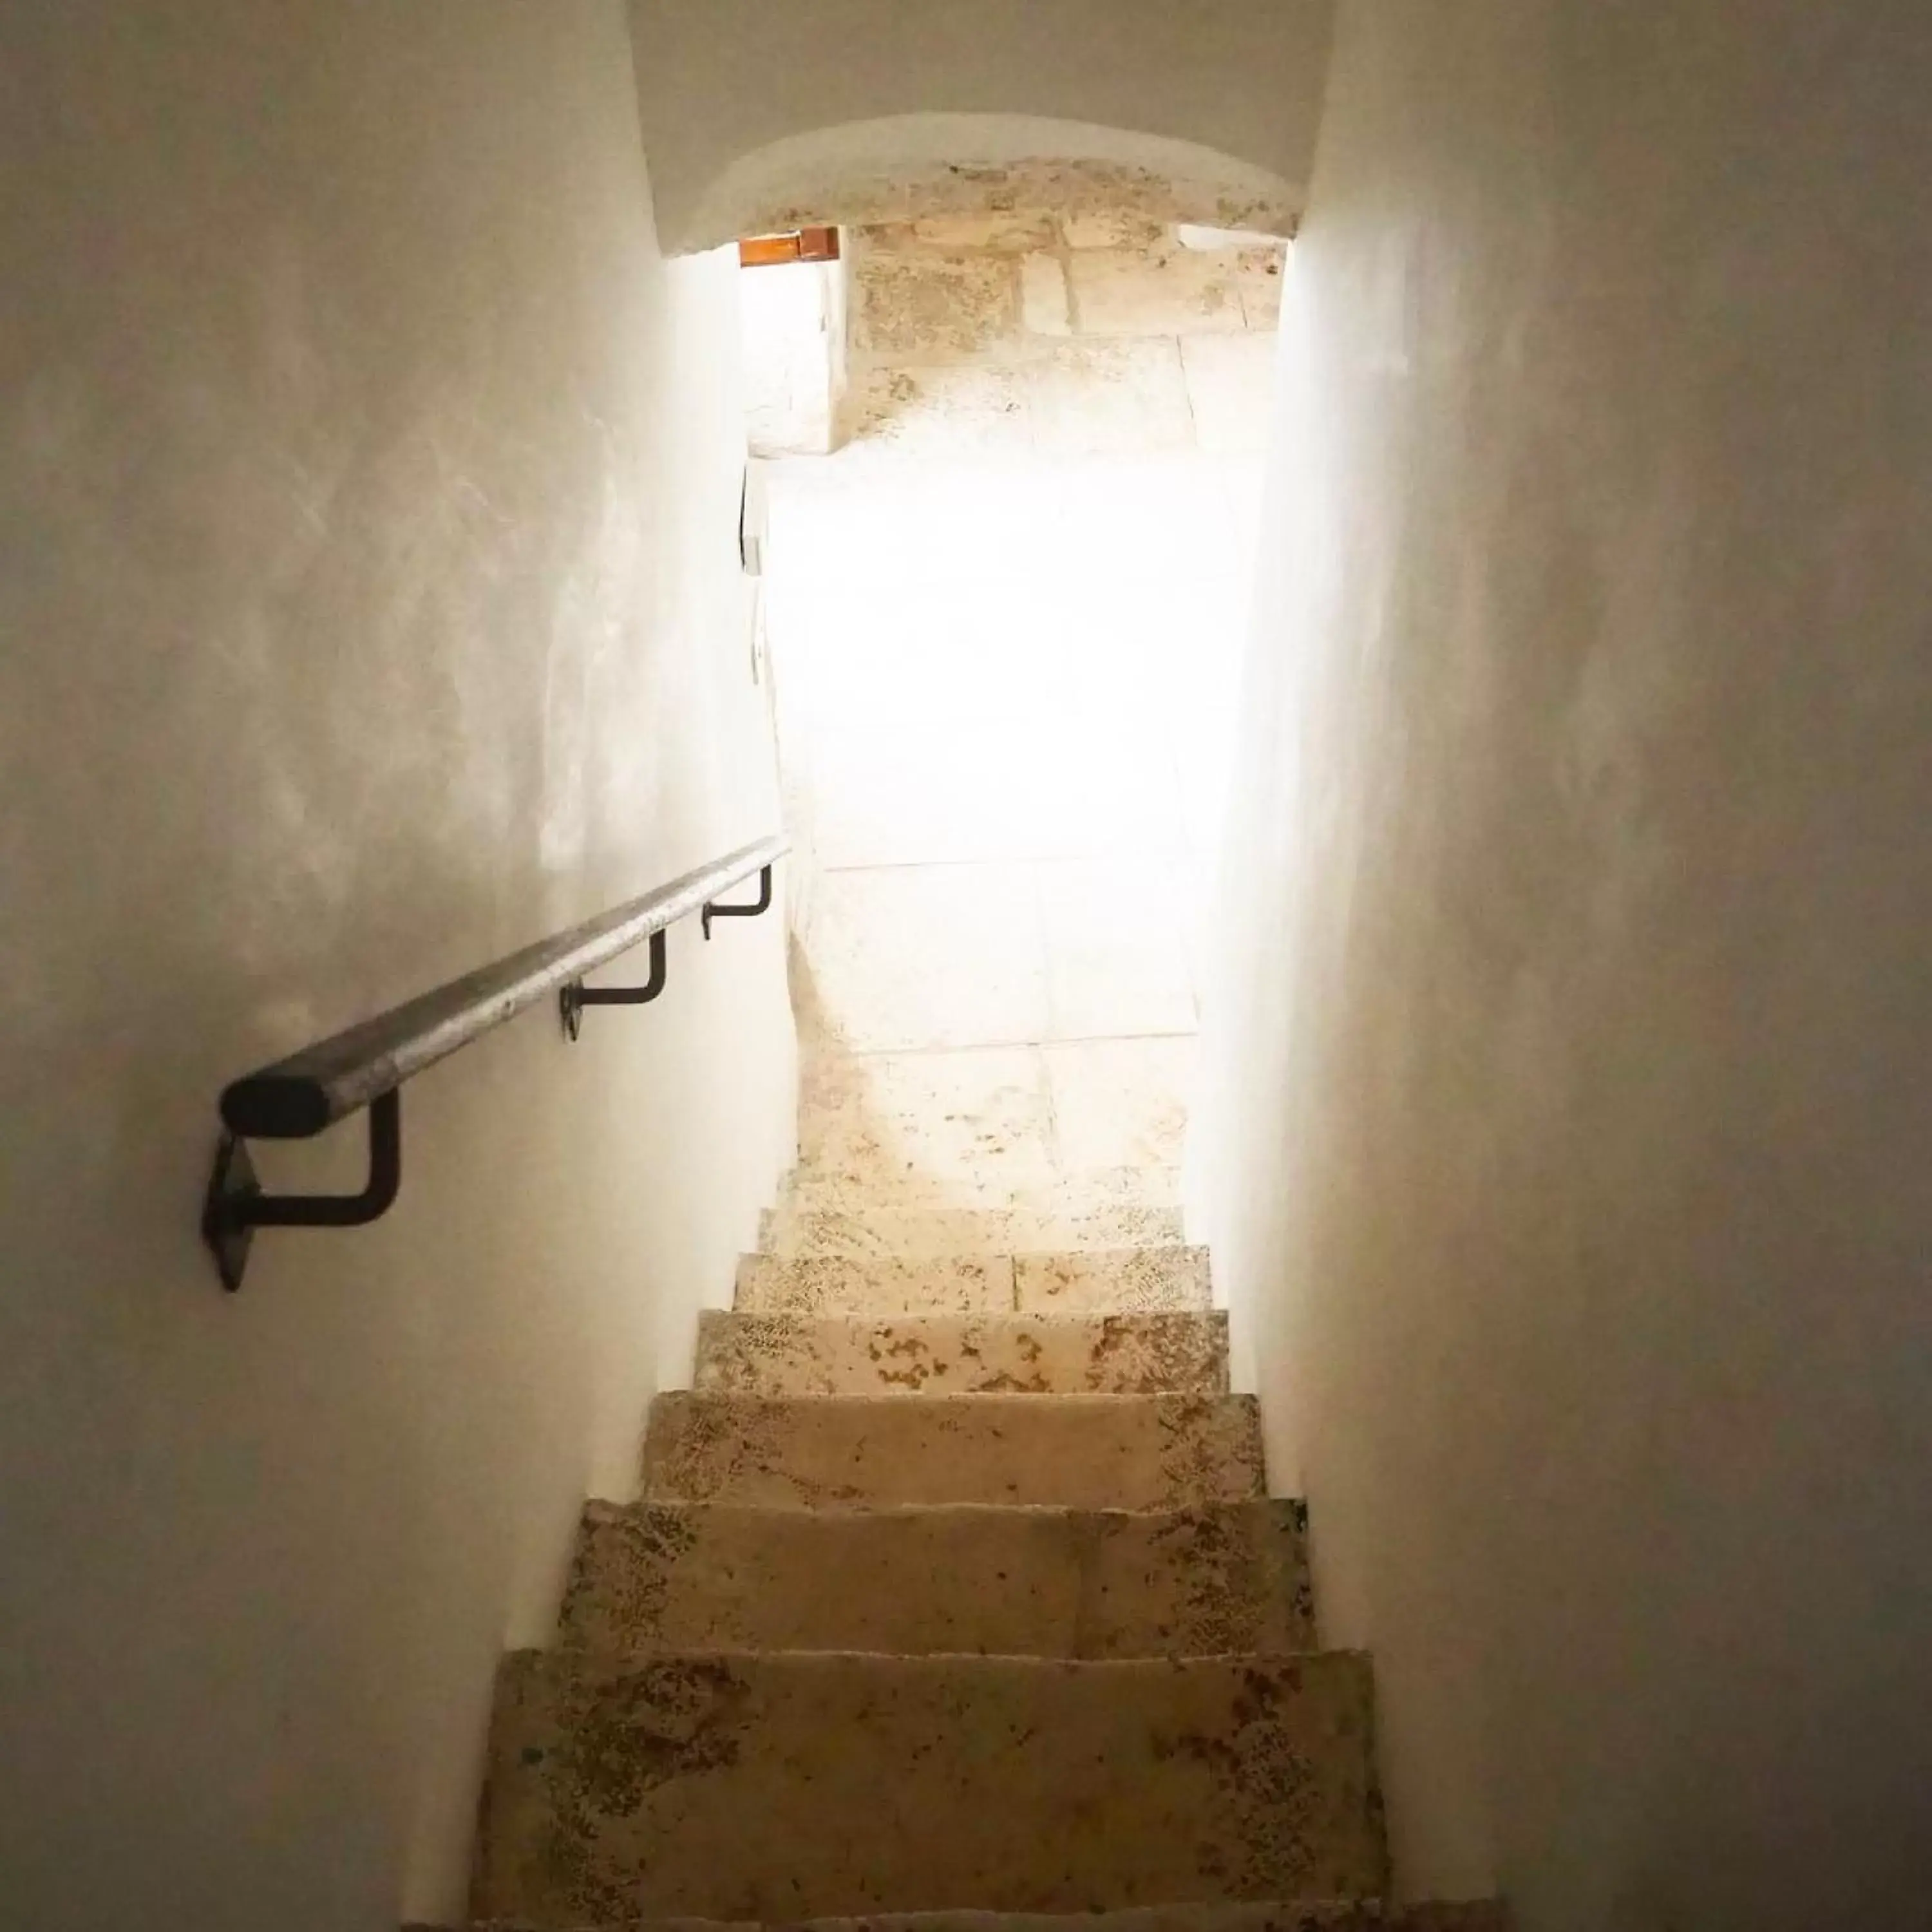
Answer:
xmin=1066 ymin=247 xmax=1246 ymax=337
xmin=1237 ymin=246 xmax=1287 ymax=328
xmin=415 ymin=1902 xmax=1495 ymax=1932
xmin=844 ymin=356 xmax=1032 ymax=453
xmin=638 ymin=1392 xmax=1266 ymax=1510
xmin=694 ymin=1311 xmax=1229 ymax=1398
xmin=1061 ymin=209 xmax=1170 ymax=250
xmin=851 ymin=252 xmax=1018 ymax=359
xmin=1014 ymin=1245 xmax=1213 ymax=1314
xmin=797 ymin=1048 xmax=1060 ymax=1200
xmin=557 ymin=1497 xmax=1314 ymax=1660
xmin=735 ymin=1253 xmax=1016 ymax=1316
xmin=910 ymin=211 xmax=1058 ymax=251
xmin=1020 ymin=254 xmax=1073 ymax=336
xmin=757 ymin=1197 xmax=1188 ymax=1261
xmin=475 ymin=1649 xmax=1386 ymax=1922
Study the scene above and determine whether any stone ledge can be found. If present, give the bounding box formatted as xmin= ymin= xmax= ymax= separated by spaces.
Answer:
xmin=557 ymin=1497 xmax=1312 ymax=1659
xmin=422 ymin=1903 xmax=1501 ymax=1931
xmin=694 ymin=1311 xmax=1229 ymax=1398
xmin=735 ymin=1246 xmax=1211 ymax=1318
xmin=473 ymin=1651 xmax=1386 ymax=1923
xmin=639 ymin=1392 xmax=1266 ymax=1511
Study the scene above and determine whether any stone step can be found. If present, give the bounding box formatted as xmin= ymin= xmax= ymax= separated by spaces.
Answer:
xmin=694 ymin=1311 xmax=1229 ymax=1397
xmin=734 ymin=1247 xmax=1211 ymax=1316
xmin=774 ymin=1164 xmax=1183 ymax=1220
xmin=735 ymin=1252 xmax=1013 ymax=1316
xmin=759 ymin=1198 xmax=1188 ymax=1260
xmin=473 ymin=1650 xmax=1387 ymax=1923
xmin=639 ymin=1393 xmax=1265 ymax=1510
xmin=1016 ymin=1246 xmax=1211 ymax=1313
xmin=558 ymin=1498 xmax=1312 ymax=1657
xmin=417 ymin=1904 xmax=1503 ymax=1932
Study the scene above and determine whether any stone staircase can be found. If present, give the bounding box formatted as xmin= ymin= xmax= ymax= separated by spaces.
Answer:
xmin=435 ymin=1177 xmax=1501 ymax=1932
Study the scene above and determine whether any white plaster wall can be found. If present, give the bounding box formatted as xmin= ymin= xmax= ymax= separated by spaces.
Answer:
xmin=0 ymin=6 xmax=794 ymax=1927
xmin=628 ymin=0 xmax=1335 ymax=250
xmin=1197 ymin=5 xmax=1932 ymax=1926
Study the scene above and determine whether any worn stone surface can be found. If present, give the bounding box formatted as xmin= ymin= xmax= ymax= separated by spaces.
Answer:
xmin=733 ymin=1249 xmax=1209 ymax=1320
xmin=422 ymin=1906 xmax=1498 ymax=1932
xmin=1066 ymin=246 xmax=1249 ymax=337
xmin=558 ymin=1497 xmax=1312 ymax=1660
xmin=639 ymin=1393 xmax=1265 ymax=1511
xmin=734 ymin=157 xmax=1298 ymax=255
xmin=423 ymin=1904 xmax=1499 ymax=1931
xmin=775 ymin=1162 xmax=1184 ymax=1226
xmin=829 ymin=182 xmax=1285 ymax=461
xmin=851 ymin=252 xmax=1016 ymax=360
xmin=797 ymin=1046 xmax=1061 ymax=1199
xmin=1018 ymin=255 xmax=1072 ymax=336
xmin=695 ymin=1311 xmax=1229 ymax=1398
xmin=735 ymin=1253 xmax=1014 ymax=1317
xmin=1015 ymin=1246 xmax=1212 ymax=1314
xmin=757 ymin=1199 xmax=1188 ymax=1262
xmin=475 ymin=1649 xmax=1385 ymax=1924
xmin=795 ymin=1046 xmax=1189 ymax=1206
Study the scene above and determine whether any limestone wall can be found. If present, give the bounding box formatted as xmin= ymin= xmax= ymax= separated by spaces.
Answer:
xmin=842 ymin=184 xmax=1285 ymax=454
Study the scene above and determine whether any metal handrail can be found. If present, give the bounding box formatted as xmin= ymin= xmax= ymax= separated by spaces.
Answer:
xmin=202 ymin=831 xmax=788 ymax=1289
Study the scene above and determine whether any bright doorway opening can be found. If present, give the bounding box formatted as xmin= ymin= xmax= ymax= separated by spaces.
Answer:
xmin=739 ymin=188 xmax=1286 ymax=1213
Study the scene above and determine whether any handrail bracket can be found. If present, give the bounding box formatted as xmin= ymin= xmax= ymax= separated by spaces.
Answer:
xmin=702 ymin=863 xmax=774 ymax=940
xmin=560 ymin=929 xmax=668 ymax=1041
xmin=202 ymin=1091 xmax=404 ymax=1293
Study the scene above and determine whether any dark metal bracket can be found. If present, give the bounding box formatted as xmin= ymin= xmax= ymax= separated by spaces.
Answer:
xmin=701 ymin=863 xmax=773 ymax=941
xmin=560 ymin=929 xmax=667 ymax=1042
xmin=201 ymin=1090 xmax=403 ymax=1293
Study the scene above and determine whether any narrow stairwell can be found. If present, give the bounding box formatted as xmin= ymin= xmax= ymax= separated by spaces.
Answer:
xmin=435 ymin=1128 xmax=1502 ymax=1931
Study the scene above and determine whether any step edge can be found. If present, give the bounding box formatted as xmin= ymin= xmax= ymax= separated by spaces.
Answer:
xmin=502 ymin=1643 xmax=1372 ymax=1680
xmin=648 ymin=1390 xmax=1261 ymax=1411
xmin=580 ymin=1495 xmax=1302 ymax=1526
xmin=418 ymin=1900 xmax=1502 ymax=1929
xmin=699 ymin=1309 xmax=1228 ymax=1329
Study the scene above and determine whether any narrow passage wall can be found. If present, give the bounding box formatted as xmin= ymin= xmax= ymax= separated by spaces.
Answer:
xmin=0 ymin=6 xmax=793 ymax=1926
xmin=1199 ymin=5 xmax=1932 ymax=1927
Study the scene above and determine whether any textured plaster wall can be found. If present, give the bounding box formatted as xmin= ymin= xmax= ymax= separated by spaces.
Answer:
xmin=1196 ymin=5 xmax=1932 ymax=1927
xmin=627 ymin=0 xmax=1335 ymax=250
xmin=0 ymin=6 xmax=793 ymax=1927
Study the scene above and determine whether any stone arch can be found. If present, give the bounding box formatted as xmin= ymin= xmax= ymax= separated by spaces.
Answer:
xmin=668 ymin=112 xmax=1303 ymax=255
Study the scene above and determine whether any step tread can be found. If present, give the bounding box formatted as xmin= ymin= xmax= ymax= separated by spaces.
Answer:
xmin=424 ymin=1902 xmax=1502 ymax=1930
xmin=640 ymin=1392 xmax=1266 ymax=1511
xmin=559 ymin=1497 xmax=1313 ymax=1658
xmin=475 ymin=1651 xmax=1387 ymax=1923
xmin=760 ymin=1199 xmax=1188 ymax=1260
xmin=735 ymin=1247 xmax=1211 ymax=1316
xmin=695 ymin=1311 xmax=1229 ymax=1397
